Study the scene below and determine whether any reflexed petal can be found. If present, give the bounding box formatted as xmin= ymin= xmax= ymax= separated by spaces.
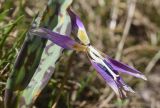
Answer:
xmin=68 ymin=9 xmax=90 ymax=45
xmin=90 ymin=59 xmax=126 ymax=98
xmin=105 ymin=56 xmax=147 ymax=80
xmin=30 ymin=28 xmax=87 ymax=52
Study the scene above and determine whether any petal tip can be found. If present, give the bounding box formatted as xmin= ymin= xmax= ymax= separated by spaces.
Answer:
xmin=141 ymin=75 xmax=147 ymax=81
xmin=137 ymin=74 xmax=147 ymax=80
xmin=129 ymin=88 xmax=135 ymax=94
xmin=126 ymin=87 xmax=135 ymax=93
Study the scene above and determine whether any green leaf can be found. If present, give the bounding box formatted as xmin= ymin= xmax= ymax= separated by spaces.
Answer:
xmin=5 ymin=0 xmax=73 ymax=108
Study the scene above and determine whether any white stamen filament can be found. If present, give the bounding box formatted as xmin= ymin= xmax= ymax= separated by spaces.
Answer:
xmin=88 ymin=46 xmax=119 ymax=80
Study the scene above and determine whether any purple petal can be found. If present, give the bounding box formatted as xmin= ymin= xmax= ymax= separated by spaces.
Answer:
xmin=117 ymin=77 xmax=135 ymax=93
xmin=68 ymin=9 xmax=85 ymax=30
xmin=105 ymin=56 xmax=147 ymax=80
xmin=30 ymin=28 xmax=87 ymax=52
xmin=68 ymin=9 xmax=90 ymax=45
xmin=90 ymin=59 xmax=126 ymax=98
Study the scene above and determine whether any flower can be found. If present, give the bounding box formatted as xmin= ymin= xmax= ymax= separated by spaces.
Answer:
xmin=30 ymin=9 xmax=147 ymax=98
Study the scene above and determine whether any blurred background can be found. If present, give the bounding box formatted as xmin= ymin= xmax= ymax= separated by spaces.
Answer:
xmin=0 ymin=0 xmax=160 ymax=108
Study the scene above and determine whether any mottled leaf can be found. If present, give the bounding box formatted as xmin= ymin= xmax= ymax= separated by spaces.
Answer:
xmin=5 ymin=0 xmax=73 ymax=107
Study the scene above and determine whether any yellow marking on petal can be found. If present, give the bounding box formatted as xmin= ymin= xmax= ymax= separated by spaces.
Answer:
xmin=78 ymin=30 xmax=90 ymax=45
xmin=73 ymin=44 xmax=87 ymax=52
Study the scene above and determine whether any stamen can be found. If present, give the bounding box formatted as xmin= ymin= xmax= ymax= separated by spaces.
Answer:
xmin=88 ymin=45 xmax=119 ymax=81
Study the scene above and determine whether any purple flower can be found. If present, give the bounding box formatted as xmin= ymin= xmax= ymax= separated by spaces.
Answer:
xmin=30 ymin=9 xmax=147 ymax=98
xmin=86 ymin=46 xmax=146 ymax=98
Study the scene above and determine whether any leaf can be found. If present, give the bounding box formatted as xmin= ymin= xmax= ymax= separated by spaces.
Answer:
xmin=4 ymin=0 xmax=73 ymax=107
xmin=0 ymin=15 xmax=24 ymax=50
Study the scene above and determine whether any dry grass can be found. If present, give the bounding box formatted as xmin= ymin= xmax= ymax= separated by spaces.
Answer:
xmin=0 ymin=0 xmax=160 ymax=108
